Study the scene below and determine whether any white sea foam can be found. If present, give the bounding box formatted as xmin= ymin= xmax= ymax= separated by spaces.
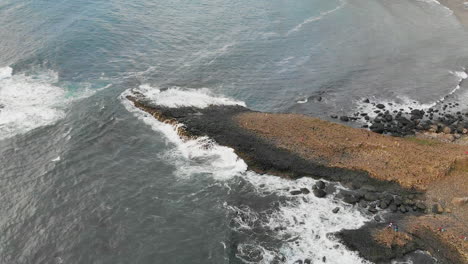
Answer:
xmin=296 ymin=98 xmax=308 ymax=104
xmin=287 ymin=0 xmax=346 ymax=35
xmin=129 ymin=84 xmax=246 ymax=109
xmin=120 ymin=88 xmax=248 ymax=180
xmin=355 ymin=96 xmax=436 ymax=121
xmin=0 ymin=67 xmax=66 ymax=140
xmin=230 ymin=173 xmax=371 ymax=264
xmin=0 ymin=66 xmax=103 ymax=140
xmin=121 ymin=87 xmax=371 ymax=263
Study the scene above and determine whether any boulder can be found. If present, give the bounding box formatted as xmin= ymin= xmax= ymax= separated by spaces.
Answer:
xmin=432 ymin=203 xmax=444 ymax=214
xmin=416 ymin=202 xmax=426 ymax=211
xmin=399 ymin=206 xmax=407 ymax=213
xmin=290 ymin=190 xmax=302 ymax=195
xmin=374 ymin=215 xmax=382 ymax=222
xmin=313 ymin=189 xmax=326 ymax=198
xmin=340 ymin=116 xmax=349 ymax=122
xmin=370 ymin=123 xmax=385 ymax=134
xmin=343 ymin=194 xmax=360 ymax=204
xmin=394 ymin=196 xmax=403 ymax=206
xmin=315 ymin=180 xmax=326 ymax=189
xmin=379 ymin=200 xmax=389 ymax=209
xmin=376 ymin=104 xmax=385 ymax=109
xmin=442 ymin=126 xmax=452 ymax=134
xmin=359 ymin=200 xmax=368 ymax=208
xmin=300 ymin=188 xmax=310 ymax=194
xmin=364 ymin=192 xmax=379 ymax=201
xmin=332 ymin=207 xmax=340 ymax=214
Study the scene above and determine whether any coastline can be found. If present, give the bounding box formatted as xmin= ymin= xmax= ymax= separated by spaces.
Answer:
xmin=125 ymin=92 xmax=468 ymax=263
xmin=439 ymin=0 xmax=468 ymax=29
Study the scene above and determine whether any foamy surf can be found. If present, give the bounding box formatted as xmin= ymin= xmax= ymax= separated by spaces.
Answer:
xmin=446 ymin=69 xmax=468 ymax=97
xmin=131 ymin=84 xmax=246 ymax=108
xmin=121 ymin=86 xmax=371 ymax=264
xmin=0 ymin=66 xmax=102 ymax=140
xmin=120 ymin=87 xmax=248 ymax=180
xmin=230 ymin=173 xmax=371 ymax=264
xmin=0 ymin=66 xmax=66 ymax=140
xmin=355 ymin=95 xmax=436 ymax=121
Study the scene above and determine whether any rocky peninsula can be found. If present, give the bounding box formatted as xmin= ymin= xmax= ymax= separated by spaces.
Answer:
xmin=126 ymin=91 xmax=467 ymax=263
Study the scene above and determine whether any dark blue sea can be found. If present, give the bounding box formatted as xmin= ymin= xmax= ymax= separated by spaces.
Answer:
xmin=1 ymin=0 xmax=467 ymax=263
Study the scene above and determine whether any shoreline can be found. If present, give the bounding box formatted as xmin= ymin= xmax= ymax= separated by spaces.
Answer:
xmin=126 ymin=92 xmax=468 ymax=263
xmin=438 ymin=0 xmax=468 ymax=29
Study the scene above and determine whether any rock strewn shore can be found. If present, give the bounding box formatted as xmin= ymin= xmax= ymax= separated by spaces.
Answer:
xmin=126 ymin=93 xmax=467 ymax=263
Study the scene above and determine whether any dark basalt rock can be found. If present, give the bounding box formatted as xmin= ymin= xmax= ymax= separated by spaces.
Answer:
xmin=343 ymin=194 xmax=360 ymax=204
xmin=379 ymin=200 xmax=389 ymax=209
xmin=315 ymin=180 xmax=326 ymax=189
xmin=364 ymin=192 xmax=379 ymax=201
xmin=369 ymin=123 xmax=385 ymax=134
xmin=290 ymin=190 xmax=302 ymax=195
xmin=313 ymin=189 xmax=326 ymax=198
xmin=416 ymin=202 xmax=426 ymax=211
xmin=340 ymin=116 xmax=349 ymax=122
xmin=394 ymin=196 xmax=403 ymax=206
xmin=332 ymin=207 xmax=340 ymax=214
xmin=300 ymin=188 xmax=310 ymax=194
xmin=376 ymin=104 xmax=385 ymax=109
xmin=359 ymin=200 xmax=368 ymax=208
xmin=337 ymin=222 xmax=419 ymax=263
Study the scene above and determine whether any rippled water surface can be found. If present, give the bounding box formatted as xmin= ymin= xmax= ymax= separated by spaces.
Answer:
xmin=0 ymin=0 xmax=467 ymax=263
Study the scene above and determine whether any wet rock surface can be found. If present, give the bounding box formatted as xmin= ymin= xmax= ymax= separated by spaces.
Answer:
xmin=334 ymin=99 xmax=468 ymax=137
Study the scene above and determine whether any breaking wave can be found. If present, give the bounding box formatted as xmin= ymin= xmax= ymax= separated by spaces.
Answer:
xmin=0 ymin=66 xmax=66 ymax=140
xmin=129 ymin=84 xmax=246 ymax=109
xmin=0 ymin=66 xmax=103 ymax=140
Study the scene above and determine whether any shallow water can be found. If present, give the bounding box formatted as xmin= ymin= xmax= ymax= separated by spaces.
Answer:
xmin=0 ymin=0 xmax=466 ymax=263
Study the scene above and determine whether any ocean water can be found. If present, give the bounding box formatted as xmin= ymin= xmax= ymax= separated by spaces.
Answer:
xmin=0 ymin=0 xmax=467 ymax=263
